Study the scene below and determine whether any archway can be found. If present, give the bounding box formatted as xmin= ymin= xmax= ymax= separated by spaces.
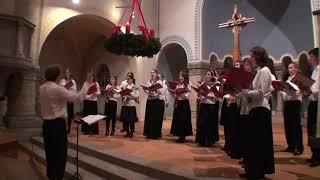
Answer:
xmin=39 ymin=14 xmax=131 ymax=114
xmin=157 ymin=43 xmax=188 ymax=119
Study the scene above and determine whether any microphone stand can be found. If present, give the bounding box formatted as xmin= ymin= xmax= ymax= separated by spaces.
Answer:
xmin=71 ymin=114 xmax=84 ymax=180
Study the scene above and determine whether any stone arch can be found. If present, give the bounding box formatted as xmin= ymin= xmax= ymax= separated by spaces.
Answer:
xmin=156 ymin=43 xmax=188 ymax=118
xmin=96 ymin=63 xmax=110 ymax=89
xmin=160 ymin=35 xmax=194 ymax=61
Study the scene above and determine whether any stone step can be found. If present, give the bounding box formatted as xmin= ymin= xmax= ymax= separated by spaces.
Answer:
xmin=30 ymin=137 xmax=156 ymax=180
xmin=19 ymin=141 xmax=104 ymax=180
xmin=31 ymin=136 xmax=200 ymax=180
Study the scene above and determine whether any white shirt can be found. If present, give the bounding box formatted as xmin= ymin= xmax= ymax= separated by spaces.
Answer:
xmin=199 ymin=82 xmax=217 ymax=104
xmin=145 ymin=79 xmax=162 ymax=100
xmin=266 ymin=74 xmax=276 ymax=101
xmin=242 ymin=66 xmax=272 ymax=111
xmin=84 ymin=81 xmax=101 ymax=101
xmin=309 ymin=65 xmax=320 ymax=101
xmin=122 ymin=83 xmax=140 ymax=106
xmin=279 ymin=75 xmax=302 ymax=101
xmin=39 ymin=81 xmax=89 ymax=120
xmin=105 ymin=84 xmax=121 ymax=102
xmin=158 ymin=80 xmax=169 ymax=104
xmin=175 ymin=83 xmax=191 ymax=101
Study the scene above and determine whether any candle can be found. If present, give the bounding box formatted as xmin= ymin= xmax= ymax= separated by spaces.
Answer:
xmin=149 ymin=29 xmax=155 ymax=37
xmin=125 ymin=24 xmax=131 ymax=34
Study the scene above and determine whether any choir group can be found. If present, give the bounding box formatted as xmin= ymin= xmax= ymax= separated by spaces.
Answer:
xmin=40 ymin=46 xmax=320 ymax=180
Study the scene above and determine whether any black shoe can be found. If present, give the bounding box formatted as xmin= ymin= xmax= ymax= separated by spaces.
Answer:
xmin=120 ymin=129 xmax=125 ymax=132
xmin=129 ymin=131 xmax=133 ymax=138
xmin=176 ymin=137 xmax=185 ymax=143
xmin=239 ymin=173 xmax=247 ymax=178
xmin=281 ymin=148 xmax=294 ymax=153
xmin=124 ymin=132 xmax=129 ymax=137
xmin=105 ymin=130 xmax=109 ymax=136
xmin=309 ymin=161 xmax=320 ymax=167
xmin=306 ymin=158 xmax=315 ymax=163
xmin=293 ymin=150 xmax=303 ymax=156
xmin=110 ymin=130 xmax=115 ymax=136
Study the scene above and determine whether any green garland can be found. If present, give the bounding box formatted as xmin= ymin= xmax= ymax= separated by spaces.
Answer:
xmin=104 ymin=33 xmax=162 ymax=58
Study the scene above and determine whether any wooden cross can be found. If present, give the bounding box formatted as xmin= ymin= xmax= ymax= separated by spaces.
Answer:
xmin=219 ymin=4 xmax=255 ymax=64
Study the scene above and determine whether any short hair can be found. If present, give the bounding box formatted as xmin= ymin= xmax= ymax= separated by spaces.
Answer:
xmin=250 ymin=46 xmax=269 ymax=67
xmin=309 ymin=48 xmax=319 ymax=57
xmin=45 ymin=65 xmax=61 ymax=81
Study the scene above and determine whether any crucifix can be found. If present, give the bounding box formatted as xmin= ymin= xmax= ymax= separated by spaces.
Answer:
xmin=219 ymin=4 xmax=255 ymax=64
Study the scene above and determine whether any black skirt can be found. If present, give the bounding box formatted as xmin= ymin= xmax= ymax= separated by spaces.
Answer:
xmin=220 ymin=99 xmax=228 ymax=125
xmin=238 ymin=114 xmax=250 ymax=157
xmin=120 ymin=106 xmax=138 ymax=123
xmin=105 ymin=100 xmax=117 ymax=121
xmin=197 ymin=103 xmax=219 ymax=146
xmin=82 ymin=100 xmax=99 ymax=134
xmin=170 ymin=100 xmax=193 ymax=137
xmin=143 ymin=99 xmax=164 ymax=138
xmin=245 ymin=107 xmax=275 ymax=178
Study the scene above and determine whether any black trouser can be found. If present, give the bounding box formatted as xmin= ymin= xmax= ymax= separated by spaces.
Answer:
xmin=283 ymin=100 xmax=304 ymax=152
xmin=124 ymin=122 xmax=135 ymax=132
xmin=105 ymin=100 xmax=117 ymax=131
xmin=42 ymin=118 xmax=67 ymax=180
xmin=308 ymin=101 xmax=320 ymax=160
xmin=67 ymin=102 xmax=74 ymax=133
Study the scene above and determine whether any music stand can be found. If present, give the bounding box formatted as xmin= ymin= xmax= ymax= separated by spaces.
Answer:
xmin=70 ymin=114 xmax=106 ymax=180
xmin=71 ymin=113 xmax=83 ymax=180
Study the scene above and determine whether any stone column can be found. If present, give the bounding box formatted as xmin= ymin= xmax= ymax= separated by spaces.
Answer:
xmin=187 ymin=61 xmax=211 ymax=120
xmin=6 ymin=70 xmax=41 ymax=140
xmin=16 ymin=21 xmax=25 ymax=58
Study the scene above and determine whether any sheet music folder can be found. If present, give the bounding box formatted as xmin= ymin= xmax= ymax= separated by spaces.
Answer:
xmin=81 ymin=115 xmax=106 ymax=125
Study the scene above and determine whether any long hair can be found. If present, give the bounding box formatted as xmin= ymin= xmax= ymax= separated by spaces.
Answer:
xmin=150 ymin=69 xmax=159 ymax=82
xmin=127 ymin=72 xmax=135 ymax=85
xmin=110 ymin=76 xmax=118 ymax=86
xmin=207 ymin=69 xmax=216 ymax=83
xmin=179 ymin=70 xmax=189 ymax=84
xmin=250 ymin=46 xmax=269 ymax=67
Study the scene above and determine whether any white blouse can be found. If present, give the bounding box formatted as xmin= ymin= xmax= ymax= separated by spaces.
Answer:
xmin=122 ymin=83 xmax=140 ymax=107
xmin=84 ymin=81 xmax=101 ymax=101
xmin=105 ymin=84 xmax=121 ymax=102
xmin=309 ymin=65 xmax=319 ymax=101
xmin=279 ymin=75 xmax=302 ymax=101
xmin=175 ymin=83 xmax=191 ymax=101
xmin=242 ymin=66 xmax=272 ymax=111
xmin=199 ymin=82 xmax=217 ymax=104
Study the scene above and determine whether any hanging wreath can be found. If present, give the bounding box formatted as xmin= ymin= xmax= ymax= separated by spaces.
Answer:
xmin=104 ymin=0 xmax=162 ymax=58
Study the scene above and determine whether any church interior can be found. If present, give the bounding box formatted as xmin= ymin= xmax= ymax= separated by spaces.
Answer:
xmin=0 ymin=0 xmax=320 ymax=179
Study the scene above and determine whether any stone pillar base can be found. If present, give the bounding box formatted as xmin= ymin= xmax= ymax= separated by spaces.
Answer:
xmin=6 ymin=115 xmax=42 ymax=140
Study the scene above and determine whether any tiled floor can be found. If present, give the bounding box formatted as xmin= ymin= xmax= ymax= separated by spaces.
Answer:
xmin=68 ymin=119 xmax=320 ymax=179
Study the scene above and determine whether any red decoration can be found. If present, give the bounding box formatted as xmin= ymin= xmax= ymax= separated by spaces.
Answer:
xmin=125 ymin=23 xmax=131 ymax=34
xmin=110 ymin=0 xmax=156 ymax=39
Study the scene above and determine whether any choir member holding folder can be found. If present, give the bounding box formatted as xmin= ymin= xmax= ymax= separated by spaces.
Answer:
xmin=120 ymin=72 xmax=139 ymax=138
xmin=39 ymin=65 xmax=89 ymax=180
xmin=169 ymin=70 xmax=192 ymax=143
xmin=104 ymin=76 xmax=121 ymax=136
xmin=306 ymin=48 xmax=320 ymax=167
xmin=277 ymin=62 xmax=304 ymax=156
xmin=142 ymin=69 xmax=165 ymax=139
xmin=240 ymin=46 xmax=275 ymax=179
xmin=196 ymin=70 xmax=220 ymax=147
xmin=82 ymin=72 xmax=101 ymax=135
xmin=59 ymin=68 xmax=76 ymax=134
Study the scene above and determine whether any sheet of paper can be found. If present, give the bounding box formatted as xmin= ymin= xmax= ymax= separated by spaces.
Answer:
xmin=81 ymin=115 xmax=106 ymax=125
